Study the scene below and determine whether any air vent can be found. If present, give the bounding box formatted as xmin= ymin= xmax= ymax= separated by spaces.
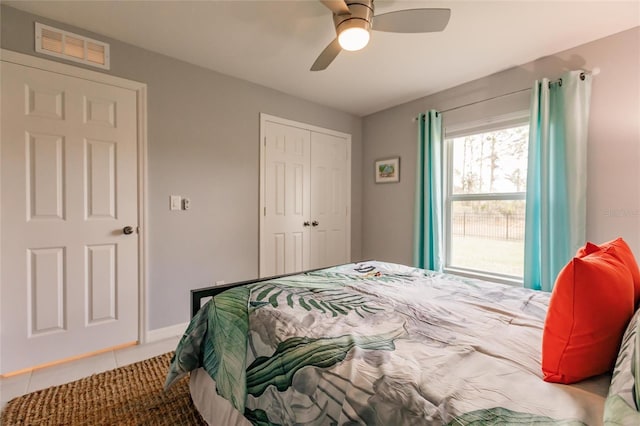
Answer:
xmin=35 ymin=23 xmax=110 ymax=70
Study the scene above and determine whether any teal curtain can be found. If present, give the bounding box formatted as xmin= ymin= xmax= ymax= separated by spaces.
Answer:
xmin=413 ymin=110 xmax=443 ymax=271
xmin=524 ymin=70 xmax=592 ymax=291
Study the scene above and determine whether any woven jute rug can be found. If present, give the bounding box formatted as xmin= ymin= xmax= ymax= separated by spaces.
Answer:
xmin=0 ymin=352 xmax=207 ymax=425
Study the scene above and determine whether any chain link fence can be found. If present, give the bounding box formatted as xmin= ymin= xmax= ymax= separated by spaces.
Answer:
xmin=451 ymin=212 xmax=525 ymax=241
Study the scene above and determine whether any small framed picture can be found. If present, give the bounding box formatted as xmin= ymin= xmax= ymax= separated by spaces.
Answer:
xmin=375 ymin=157 xmax=400 ymax=183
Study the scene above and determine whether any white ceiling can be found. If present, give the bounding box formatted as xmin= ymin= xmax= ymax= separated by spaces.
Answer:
xmin=5 ymin=1 xmax=640 ymax=116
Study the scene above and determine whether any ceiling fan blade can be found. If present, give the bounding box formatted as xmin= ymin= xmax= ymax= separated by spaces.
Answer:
xmin=373 ymin=8 xmax=451 ymax=33
xmin=311 ymin=38 xmax=342 ymax=71
xmin=319 ymin=0 xmax=350 ymax=15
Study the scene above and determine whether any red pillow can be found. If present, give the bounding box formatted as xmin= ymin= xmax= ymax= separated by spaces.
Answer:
xmin=576 ymin=237 xmax=640 ymax=307
xmin=542 ymin=245 xmax=634 ymax=384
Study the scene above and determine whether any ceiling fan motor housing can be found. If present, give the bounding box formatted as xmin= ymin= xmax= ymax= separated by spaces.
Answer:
xmin=333 ymin=0 xmax=374 ymax=36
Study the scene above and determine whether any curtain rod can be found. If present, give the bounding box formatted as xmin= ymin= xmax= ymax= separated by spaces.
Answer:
xmin=413 ymin=70 xmax=594 ymax=121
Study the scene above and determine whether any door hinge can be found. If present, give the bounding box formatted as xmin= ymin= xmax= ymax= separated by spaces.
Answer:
xmin=264 ymin=206 xmax=266 ymax=216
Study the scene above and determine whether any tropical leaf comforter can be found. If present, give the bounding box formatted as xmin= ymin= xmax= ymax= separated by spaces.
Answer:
xmin=165 ymin=261 xmax=609 ymax=425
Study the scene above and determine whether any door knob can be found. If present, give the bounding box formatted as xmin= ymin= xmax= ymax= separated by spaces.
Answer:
xmin=303 ymin=221 xmax=310 ymax=227
xmin=312 ymin=221 xmax=319 ymax=227
xmin=123 ymin=226 xmax=135 ymax=235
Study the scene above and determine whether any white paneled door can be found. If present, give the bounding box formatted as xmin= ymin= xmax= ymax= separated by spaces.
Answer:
xmin=1 ymin=60 xmax=139 ymax=374
xmin=262 ymin=121 xmax=311 ymax=276
xmin=310 ymin=132 xmax=349 ymax=269
xmin=260 ymin=116 xmax=350 ymax=277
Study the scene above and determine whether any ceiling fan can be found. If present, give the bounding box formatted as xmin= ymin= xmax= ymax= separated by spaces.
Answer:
xmin=312 ymin=0 xmax=451 ymax=71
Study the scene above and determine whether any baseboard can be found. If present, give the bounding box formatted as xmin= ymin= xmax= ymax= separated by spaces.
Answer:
xmin=146 ymin=322 xmax=189 ymax=343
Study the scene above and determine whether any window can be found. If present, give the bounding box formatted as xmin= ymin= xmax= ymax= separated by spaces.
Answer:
xmin=444 ymin=115 xmax=529 ymax=282
xmin=35 ymin=23 xmax=110 ymax=70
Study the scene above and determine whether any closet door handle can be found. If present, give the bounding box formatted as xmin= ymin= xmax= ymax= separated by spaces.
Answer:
xmin=312 ymin=221 xmax=319 ymax=227
xmin=303 ymin=221 xmax=311 ymax=227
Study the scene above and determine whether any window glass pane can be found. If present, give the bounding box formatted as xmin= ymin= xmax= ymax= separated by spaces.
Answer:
xmin=451 ymin=125 xmax=528 ymax=194
xmin=87 ymin=42 xmax=105 ymax=65
xmin=450 ymin=200 xmax=525 ymax=277
xmin=41 ymin=28 xmax=63 ymax=53
xmin=64 ymin=35 xmax=85 ymax=59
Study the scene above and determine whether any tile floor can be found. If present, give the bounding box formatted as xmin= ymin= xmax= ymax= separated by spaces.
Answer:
xmin=0 ymin=336 xmax=180 ymax=412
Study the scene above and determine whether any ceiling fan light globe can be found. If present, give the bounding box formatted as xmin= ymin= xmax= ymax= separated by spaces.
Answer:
xmin=338 ymin=27 xmax=370 ymax=51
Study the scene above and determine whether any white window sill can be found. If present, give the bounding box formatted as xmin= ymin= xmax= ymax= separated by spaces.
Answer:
xmin=443 ymin=267 xmax=523 ymax=287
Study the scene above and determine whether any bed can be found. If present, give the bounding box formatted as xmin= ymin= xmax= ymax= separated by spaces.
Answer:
xmin=165 ymin=260 xmax=639 ymax=425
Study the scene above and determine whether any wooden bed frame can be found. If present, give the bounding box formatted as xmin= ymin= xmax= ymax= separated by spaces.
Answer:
xmin=191 ymin=263 xmax=362 ymax=317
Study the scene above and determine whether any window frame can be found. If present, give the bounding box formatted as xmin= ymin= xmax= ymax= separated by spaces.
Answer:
xmin=442 ymin=111 xmax=530 ymax=285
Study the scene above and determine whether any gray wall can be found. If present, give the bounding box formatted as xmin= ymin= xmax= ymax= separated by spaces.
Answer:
xmin=362 ymin=26 xmax=640 ymax=265
xmin=1 ymin=5 xmax=364 ymax=330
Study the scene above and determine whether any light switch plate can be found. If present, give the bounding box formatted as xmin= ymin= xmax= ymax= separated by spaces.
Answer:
xmin=170 ymin=195 xmax=182 ymax=211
